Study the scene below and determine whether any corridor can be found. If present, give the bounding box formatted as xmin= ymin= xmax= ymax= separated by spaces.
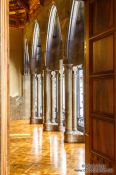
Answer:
xmin=10 ymin=120 xmax=85 ymax=175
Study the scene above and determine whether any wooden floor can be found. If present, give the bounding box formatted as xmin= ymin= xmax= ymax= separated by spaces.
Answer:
xmin=10 ymin=120 xmax=85 ymax=175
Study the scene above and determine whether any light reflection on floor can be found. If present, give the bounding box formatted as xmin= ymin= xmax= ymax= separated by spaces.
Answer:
xmin=10 ymin=120 xmax=85 ymax=175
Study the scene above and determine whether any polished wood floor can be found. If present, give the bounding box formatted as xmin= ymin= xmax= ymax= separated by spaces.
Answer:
xmin=10 ymin=120 xmax=85 ymax=175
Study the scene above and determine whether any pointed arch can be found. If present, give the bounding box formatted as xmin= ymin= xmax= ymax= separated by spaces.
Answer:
xmin=24 ymin=39 xmax=30 ymax=74
xmin=32 ymin=20 xmax=41 ymax=60
xmin=67 ymin=1 xmax=84 ymax=64
xmin=45 ymin=5 xmax=62 ymax=69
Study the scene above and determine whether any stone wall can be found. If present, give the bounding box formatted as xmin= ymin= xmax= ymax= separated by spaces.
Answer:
xmin=10 ymin=96 xmax=24 ymax=120
xmin=10 ymin=75 xmax=31 ymax=120
xmin=10 ymin=28 xmax=24 ymax=97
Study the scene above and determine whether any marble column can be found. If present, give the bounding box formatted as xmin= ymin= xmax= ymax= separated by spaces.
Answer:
xmin=30 ymin=74 xmax=38 ymax=124
xmin=37 ymin=74 xmax=41 ymax=118
xmin=58 ymin=69 xmax=64 ymax=131
xmin=72 ymin=66 xmax=78 ymax=132
xmin=51 ymin=71 xmax=56 ymax=123
xmin=42 ymin=70 xmax=44 ymax=119
xmin=64 ymin=64 xmax=73 ymax=142
xmin=43 ymin=68 xmax=52 ymax=131
xmin=56 ymin=70 xmax=59 ymax=123
xmin=37 ymin=74 xmax=43 ymax=124
xmin=23 ymin=73 xmax=31 ymax=119
xmin=58 ymin=60 xmax=64 ymax=131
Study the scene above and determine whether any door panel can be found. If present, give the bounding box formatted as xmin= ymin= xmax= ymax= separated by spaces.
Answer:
xmin=89 ymin=0 xmax=113 ymax=36
xmin=92 ymin=78 xmax=114 ymax=114
xmin=85 ymin=0 xmax=116 ymax=174
xmin=92 ymin=118 xmax=114 ymax=160
xmin=92 ymin=35 xmax=114 ymax=73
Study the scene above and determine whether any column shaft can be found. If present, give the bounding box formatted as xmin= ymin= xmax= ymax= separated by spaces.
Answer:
xmin=37 ymin=74 xmax=42 ymax=118
xmin=64 ymin=64 xmax=73 ymax=142
xmin=58 ymin=70 xmax=64 ymax=131
xmin=42 ymin=71 xmax=44 ymax=119
xmin=30 ymin=74 xmax=38 ymax=124
xmin=51 ymin=71 xmax=56 ymax=123
xmin=23 ymin=74 xmax=31 ymax=119
xmin=72 ymin=66 xmax=78 ymax=131
xmin=56 ymin=71 xmax=59 ymax=122
xmin=43 ymin=68 xmax=51 ymax=131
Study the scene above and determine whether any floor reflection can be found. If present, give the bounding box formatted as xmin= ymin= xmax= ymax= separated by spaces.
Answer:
xmin=10 ymin=120 xmax=85 ymax=175
xmin=32 ymin=127 xmax=43 ymax=156
xmin=50 ymin=135 xmax=67 ymax=175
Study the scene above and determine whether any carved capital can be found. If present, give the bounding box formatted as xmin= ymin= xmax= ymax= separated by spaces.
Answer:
xmin=73 ymin=66 xmax=78 ymax=77
xmin=37 ymin=74 xmax=41 ymax=80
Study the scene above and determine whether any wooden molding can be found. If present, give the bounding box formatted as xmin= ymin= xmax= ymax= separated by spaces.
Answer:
xmin=0 ymin=0 xmax=9 ymax=174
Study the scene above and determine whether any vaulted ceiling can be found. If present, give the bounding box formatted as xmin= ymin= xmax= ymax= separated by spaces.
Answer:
xmin=9 ymin=0 xmax=49 ymax=28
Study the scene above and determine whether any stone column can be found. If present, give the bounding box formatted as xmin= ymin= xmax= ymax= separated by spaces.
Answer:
xmin=43 ymin=68 xmax=52 ymax=131
xmin=56 ymin=70 xmax=59 ymax=123
xmin=64 ymin=64 xmax=73 ymax=142
xmin=58 ymin=60 xmax=64 ymax=131
xmin=51 ymin=71 xmax=56 ymax=123
xmin=23 ymin=73 xmax=31 ymax=119
xmin=58 ymin=70 xmax=64 ymax=131
xmin=72 ymin=66 xmax=78 ymax=132
xmin=42 ymin=70 xmax=44 ymax=119
xmin=30 ymin=74 xmax=38 ymax=124
xmin=37 ymin=74 xmax=43 ymax=124
xmin=37 ymin=74 xmax=41 ymax=118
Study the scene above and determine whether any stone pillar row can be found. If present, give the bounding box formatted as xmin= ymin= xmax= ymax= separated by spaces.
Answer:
xmin=43 ymin=67 xmax=64 ymax=131
xmin=29 ymin=64 xmax=78 ymax=131
xmin=30 ymin=73 xmax=43 ymax=124
xmin=64 ymin=64 xmax=84 ymax=143
xmin=28 ymin=61 xmax=84 ymax=143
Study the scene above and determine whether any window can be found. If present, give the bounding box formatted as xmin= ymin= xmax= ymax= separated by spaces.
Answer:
xmin=77 ymin=65 xmax=84 ymax=132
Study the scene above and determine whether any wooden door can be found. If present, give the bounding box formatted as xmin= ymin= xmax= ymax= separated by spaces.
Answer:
xmin=85 ymin=0 xmax=116 ymax=174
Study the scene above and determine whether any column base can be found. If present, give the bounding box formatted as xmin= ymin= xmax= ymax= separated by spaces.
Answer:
xmin=64 ymin=131 xmax=85 ymax=143
xmin=43 ymin=123 xmax=52 ymax=131
xmin=51 ymin=120 xmax=56 ymax=123
xmin=30 ymin=117 xmax=43 ymax=124
xmin=43 ymin=122 xmax=58 ymax=131
xmin=58 ymin=125 xmax=64 ymax=132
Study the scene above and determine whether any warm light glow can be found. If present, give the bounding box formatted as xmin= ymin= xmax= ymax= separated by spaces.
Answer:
xmin=46 ymin=5 xmax=57 ymax=52
xmin=67 ymin=0 xmax=82 ymax=58
xmin=32 ymin=127 xmax=43 ymax=158
xmin=49 ymin=134 xmax=67 ymax=175
xmin=32 ymin=20 xmax=40 ymax=60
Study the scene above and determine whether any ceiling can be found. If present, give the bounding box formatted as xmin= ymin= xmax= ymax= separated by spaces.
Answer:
xmin=9 ymin=0 xmax=49 ymax=28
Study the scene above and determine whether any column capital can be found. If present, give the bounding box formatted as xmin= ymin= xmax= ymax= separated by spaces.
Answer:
xmin=64 ymin=64 xmax=73 ymax=69
xmin=37 ymin=74 xmax=41 ymax=79
xmin=51 ymin=71 xmax=56 ymax=78
xmin=44 ymin=67 xmax=51 ymax=73
xmin=77 ymin=64 xmax=83 ymax=69
xmin=59 ymin=69 xmax=63 ymax=75
xmin=73 ymin=66 xmax=78 ymax=77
